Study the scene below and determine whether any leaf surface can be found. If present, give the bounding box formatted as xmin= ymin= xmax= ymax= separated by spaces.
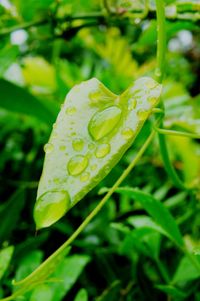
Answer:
xmin=34 ymin=77 xmax=162 ymax=229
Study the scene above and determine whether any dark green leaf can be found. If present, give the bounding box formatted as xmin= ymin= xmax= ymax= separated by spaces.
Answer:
xmin=0 ymin=79 xmax=57 ymax=124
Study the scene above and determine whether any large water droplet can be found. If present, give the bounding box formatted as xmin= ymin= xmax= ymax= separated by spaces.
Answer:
xmin=72 ymin=138 xmax=84 ymax=152
xmin=137 ymin=109 xmax=149 ymax=121
xmin=65 ymin=106 xmax=77 ymax=115
xmin=88 ymin=106 xmax=122 ymax=141
xmin=34 ymin=191 xmax=70 ymax=229
xmin=95 ymin=143 xmax=110 ymax=158
xmin=44 ymin=143 xmax=54 ymax=154
xmin=67 ymin=155 xmax=88 ymax=176
xmin=128 ymin=99 xmax=137 ymax=110
xmin=121 ymin=128 xmax=134 ymax=140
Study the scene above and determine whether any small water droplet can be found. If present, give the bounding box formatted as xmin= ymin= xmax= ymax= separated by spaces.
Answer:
xmin=128 ymin=99 xmax=137 ymax=110
xmin=80 ymin=172 xmax=90 ymax=182
xmin=91 ymin=164 xmax=97 ymax=171
xmin=148 ymin=96 xmax=157 ymax=105
xmin=34 ymin=191 xmax=70 ymax=229
xmin=95 ymin=143 xmax=110 ymax=158
xmin=59 ymin=145 xmax=66 ymax=151
xmin=53 ymin=178 xmax=60 ymax=184
xmin=67 ymin=155 xmax=88 ymax=176
xmin=137 ymin=109 xmax=149 ymax=121
xmin=88 ymin=106 xmax=122 ymax=141
xmin=44 ymin=143 xmax=54 ymax=154
xmin=72 ymin=138 xmax=84 ymax=152
xmin=66 ymin=106 xmax=77 ymax=115
xmin=121 ymin=128 xmax=134 ymax=140
xmin=146 ymin=80 xmax=157 ymax=89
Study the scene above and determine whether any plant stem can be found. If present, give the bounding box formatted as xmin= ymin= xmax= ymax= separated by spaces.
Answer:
xmin=48 ymin=130 xmax=156 ymax=254
xmin=155 ymin=128 xmax=200 ymax=139
xmin=155 ymin=0 xmax=166 ymax=83
xmin=6 ymin=130 xmax=156 ymax=292
xmin=155 ymin=0 xmax=188 ymax=191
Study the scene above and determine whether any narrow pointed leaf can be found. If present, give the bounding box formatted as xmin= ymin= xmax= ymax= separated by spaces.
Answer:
xmin=34 ymin=77 xmax=162 ymax=229
xmin=115 ymin=187 xmax=184 ymax=247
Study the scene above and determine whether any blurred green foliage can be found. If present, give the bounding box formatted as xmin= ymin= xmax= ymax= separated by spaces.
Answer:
xmin=0 ymin=0 xmax=200 ymax=300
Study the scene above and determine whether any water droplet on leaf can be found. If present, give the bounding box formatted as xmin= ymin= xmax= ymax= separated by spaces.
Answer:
xmin=88 ymin=106 xmax=122 ymax=141
xmin=146 ymin=80 xmax=157 ymax=89
xmin=121 ymin=128 xmax=134 ymax=140
xmin=72 ymin=138 xmax=84 ymax=152
xmin=95 ymin=143 xmax=110 ymax=158
xmin=128 ymin=99 xmax=137 ymax=110
xmin=137 ymin=109 xmax=149 ymax=121
xmin=34 ymin=191 xmax=70 ymax=229
xmin=80 ymin=172 xmax=90 ymax=182
xmin=66 ymin=106 xmax=77 ymax=115
xmin=59 ymin=145 xmax=66 ymax=151
xmin=44 ymin=143 xmax=54 ymax=154
xmin=67 ymin=155 xmax=88 ymax=176
xmin=148 ymin=97 xmax=157 ymax=105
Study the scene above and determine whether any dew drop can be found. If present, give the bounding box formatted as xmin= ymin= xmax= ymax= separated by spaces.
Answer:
xmin=121 ymin=128 xmax=134 ymax=140
xmin=65 ymin=106 xmax=77 ymax=115
xmin=128 ymin=99 xmax=137 ymax=110
xmin=72 ymin=138 xmax=84 ymax=152
xmin=44 ymin=143 xmax=54 ymax=154
xmin=59 ymin=145 xmax=66 ymax=151
xmin=80 ymin=172 xmax=90 ymax=182
xmin=148 ymin=96 xmax=157 ymax=105
xmin=34 ymin=191 xmax=70 ymax=229
xmin=95 ymin=143 xmax=110 ymax=158
xmin=146 ymin=80 xmax=157 ymax=89
xmin=67 ymin=155 xmax=88 ymax=176
xmin=88 ymin=106 xmax=122 ymax=141
xmin=137 ymin=109 xmax=149 ymax=121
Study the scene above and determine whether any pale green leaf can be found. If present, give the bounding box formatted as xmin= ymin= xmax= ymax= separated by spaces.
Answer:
xmin=34 ymin=77 xmax=162 ymax=229
xmin=0 ymin=246 xmax=14 ymax=280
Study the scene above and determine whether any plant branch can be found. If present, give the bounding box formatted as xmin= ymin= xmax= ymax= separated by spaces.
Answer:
xmin=0 ymin=8 xmax=199 ymax=38
xmin=3 ymin=130 xmax=156 ymax=297
xmin=155 ymin=0 xmax=189 ymax=191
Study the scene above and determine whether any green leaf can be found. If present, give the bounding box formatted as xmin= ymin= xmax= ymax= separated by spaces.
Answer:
xmin=34 ymin=77 xmax=162 ymax=229
xmin=0 ymin=246 xmax=14 ymax=280
xmin=115 ymin=187 xmax=184 ymax=247
xmin=0 ymin=189 xmax=25 ymax=244
xmin=156 ymin=285 xmax=186 ymax=299
xmin=30 ymin=285 xmax=53 ymax=301
xmin=51 ymin=255 xmax=90 ymax=301
xmin=0 ymin=79 xmax=57 ymax=124
xmin=0 ymin=45 xmax=19 ymax=76
xmin=13 ymin=247 xmax=71 ymax=288
xmin=14 ymin=250 xmax=43 ymax=283
xmin=172 ymin=256 xmax=200 ymax=284
xmin=74 ymin=289 xmax=88 ymax=301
